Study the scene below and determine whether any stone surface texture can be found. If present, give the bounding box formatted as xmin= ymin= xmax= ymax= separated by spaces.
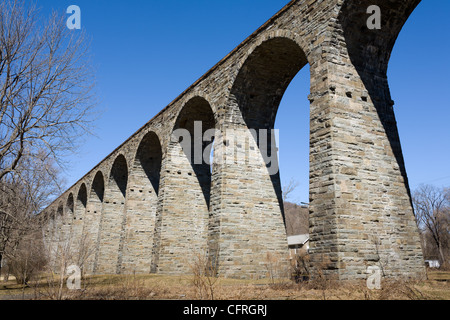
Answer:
xmin=41 ymin=0 xmax=426 ymax=280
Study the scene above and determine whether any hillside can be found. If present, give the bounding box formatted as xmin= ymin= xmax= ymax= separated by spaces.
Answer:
xmin=284 ymin=202 xmax=309 ymax=237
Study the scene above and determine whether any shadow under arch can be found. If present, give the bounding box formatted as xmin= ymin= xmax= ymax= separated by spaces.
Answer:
xmin=87 ymin=171 xmax=105 ymax=274
xmin=57 ymin=199 xmax=69 ymax=244
xmin=96 ymin=154 xmax=128 ymax=274
xmin=55 ymin=202 xmax=65 ymax=248
xmin=109 ymin=154 xmax=128 ymax=197
xmin=171 ymin=96 xmax=216 ymax=209
xmin=122 ymin=131 xmax=162 ymax=273
xmin=46 ymin=208 xmax=57 ymax=240
xmin=77 ymin=184 xmax=88 ymax=209
xmin=152 ymin=96 xmax=216 ymax=274
xmin=337 ymin=0 xmax=421 ymax=201
xmin=134 ymin=131 xmax=163 ymax=195
xmin=90 ymin=171 xmax=105 ymax=202
xmin=229 ymin=36 xmax=309 ymax=220
xmin=66 ymin=193 xmax=74 ymax=215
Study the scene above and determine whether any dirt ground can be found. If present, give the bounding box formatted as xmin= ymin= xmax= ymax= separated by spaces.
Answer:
xmin=0 ymin=270 xmax=448 ymax=300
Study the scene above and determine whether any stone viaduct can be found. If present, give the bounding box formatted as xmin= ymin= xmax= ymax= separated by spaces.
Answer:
xmin=41 ymin=0 xmax=426 ymax=280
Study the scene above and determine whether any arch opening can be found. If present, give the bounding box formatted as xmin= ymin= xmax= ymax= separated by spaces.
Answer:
xmin=77 ymin=184 xmax=88 ymax=209
xmin=96 ymin=155 xmax=129 ymax=274
xmin=121 ymin=132 xmax=163 ymax=274
xmin=53 ymin=203 xmax=65 ymax=269
xmin=62 ymin=194 xmax=74 ymax=244
xmin=172 ymin=96 xmax=216 ymax=208
xmin=91 ymin=171 xmax=105 ymax=202
xmin=134 ymin=132 xmax=162 ymax=195
xmin=230 ymin=36 xmax=309 ymax=219
xmin=210 ymin=36 xmax=311 ymax=278
xmin=66 ymin=194 xmax=74 ymax=215
xmin=155 ymin=97 xmax=216 ymax=274
xmin=232 ymin=37 xmax=308 ymax=130
xmin=86 ymin=171 xmax=105 ymax=274
xmin=109 ymin=155 xmax=128 ymax=197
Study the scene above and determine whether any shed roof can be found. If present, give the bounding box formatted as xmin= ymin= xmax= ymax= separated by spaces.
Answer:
xmin=287 ymin=234 xmax=309 ymax=246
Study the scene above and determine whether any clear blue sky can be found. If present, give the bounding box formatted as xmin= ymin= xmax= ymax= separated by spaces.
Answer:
xmin=37 ymin=0 xmax=450 ymax=204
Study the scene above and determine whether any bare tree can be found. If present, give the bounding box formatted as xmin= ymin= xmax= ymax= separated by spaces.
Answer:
xmin=0 ymin=0 xmax=96 ymax=283
xmin=0 ymin=0 xmax=96 ymax=180
xmin=6 ymin=226 xmax=46 ymax=286
xmin=282 ymin=179 xmax=309 ymax=236
xmin=0 ymin=150 xmax=63 ymax=281
xmin=412 ymin=184 xmax=450 ymax=265
xmin=282 ymin=178 xmax=300 ymax=203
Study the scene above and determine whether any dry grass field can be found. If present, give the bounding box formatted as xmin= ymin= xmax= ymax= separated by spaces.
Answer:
xmin=0 ymin=269 xmax=448 ymax=300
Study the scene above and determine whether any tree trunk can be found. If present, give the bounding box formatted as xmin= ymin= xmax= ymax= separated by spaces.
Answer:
xmin=438 ymin=243 xmax=446 ymax=267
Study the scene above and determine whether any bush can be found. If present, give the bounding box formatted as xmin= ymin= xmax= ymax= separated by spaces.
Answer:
xmin=7 ymin=233 xmax=47 ymax=285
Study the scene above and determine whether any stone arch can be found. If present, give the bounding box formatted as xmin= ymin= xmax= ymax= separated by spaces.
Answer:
xmin=338 ymin=0 xmax=420 ymax=77
xmin=70 ymin=183 xmax=88 ymax=261
xmin=96 ymin=154 xmax=128 ymax=274
xmin=91 ymin=171 xmax=105 ymax=201
xmin=231 ymin=35 xmax=308 ymax=130
xmin=209 ymin=35 xmax=309 ymax=277
xmin=109 ymin=155 xmax=128 ymax=196
xmin=43 ymin=209 xmax=55 ymax=244
xmin=52 ymin=202 xmax=65 ymax=270
xmin=321 ymin=0 xmax=425 ymax=279
xmin=39 ymin=0 xmax=428 ymax=281
xmin=46 ymin=208 xmax=57 ymax=258
xmin=180 ymin=90 xmax=218 ymax=118
xmin=173 ymin=96 xmax=216 ymax=207
xmin=232 ymin=29 xmax=309 ymax=91
xmin=75 ymin=184 xmax=87 ymax=220
xmin=337 ymin=0 xmax=420 ymax=184
xmin=155 ymin=96 xmax=216 ymax=274
xmin=51 ymin=208 xmax=60 ymax=241
xmin=133 ymin=131 xmax=163 ymax=195
xmin=87 ymin=171 xmax=105 ymax=274
xmin=231 ymin=34 xmax=309 ymax=210
xmin=60 ymin=194 xmax=74 ymax=246
xmin=121 ymin=131 xmax=162 ymax=274
xmin=66 ymin=193 xmax=74 ymax=215
xmin=43 ymin=209 xmax=54 ymax=260
xmin=77 ymin=184 xmax=88 ymax=207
